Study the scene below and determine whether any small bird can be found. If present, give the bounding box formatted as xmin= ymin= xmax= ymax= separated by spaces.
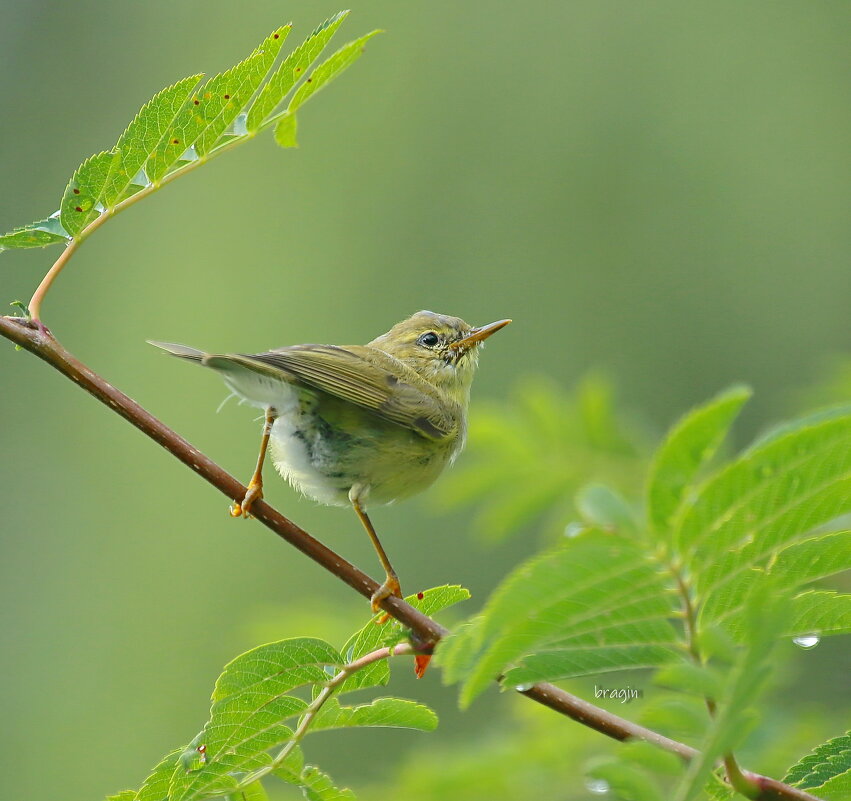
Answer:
xmin=150 ymin=311 xmax=510 ymax=611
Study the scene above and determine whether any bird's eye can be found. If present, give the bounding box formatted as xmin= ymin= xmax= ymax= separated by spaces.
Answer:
xmin=418 ymin=332 xmax=440 ymax=348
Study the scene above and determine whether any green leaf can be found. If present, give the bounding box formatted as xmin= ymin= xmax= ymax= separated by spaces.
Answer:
xmin=587 ymin=759 xmax=664 ymax=801
xmin=193 ymin=26 xmax=289 ymax=157
xmin=676 ymin=411 xmax=851 ymax=600
xmin=576 ymin=483 xmax=639 ymax=532
xmin=0 ymin=217 xmax=68 ymax=251
xmin=784 ymin=731 xmax=851 ymax=790
xmin=231 ymin=780 xmax=271 ymax=801
xmin=338 ymin=585 xmax=469 ymax=694
xmin=443 ymin=530 xmax=678 ymax=706
xmin=103 ymin=74 xmax=202 ymax=207
xmin=288 ymin=32 xmax=381 ymax=113
xmin=810 ymin=769 xmax=851 ymax=801
xmin=647 ymin=385 xmax=750 ymax=535
xmin=786 ymin=590 xmax=851 ymax=637
xmin=106 ymin=792 xmax=136 ymax=801
xmin=247 ymin=12 xmax=349 ymax=131
xmin=308 ymin=697 xmax=438 ymax=733
xmin=653 ymin=662 xmax=723 ymax=699
xmin=700 ymin=530 xmax=851 ymax=627
xmin=504 ymin=643 xmax=681 ymax=686
xmin=299 ymin=766 xmax=357 ymax=801
xmin=134 ymin=748 xmax=182 ymax=801
xmin=638 ymin=696 xmax=709 ymax=741
xmin=60 ymin=149 xmax=122 ymax=237
xmin=169 ymin=638 xmax=342 ymax=801
xmin=275 ymin=113 xmax=299 ymax=148
xmin=673 ymin=580 xmax=788 ymax=801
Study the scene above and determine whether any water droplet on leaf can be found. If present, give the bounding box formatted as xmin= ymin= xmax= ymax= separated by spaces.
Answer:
xmin=564 ymin=522 xmax=585 ymax=538
xmin=793 ymin=634 xmax=820 ymax=649
xmin=586 ymin=778 xmax=609 ymax=794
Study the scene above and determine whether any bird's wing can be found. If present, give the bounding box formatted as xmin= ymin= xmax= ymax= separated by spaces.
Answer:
xmin=206 ymin=345 xmax=457 ymax=441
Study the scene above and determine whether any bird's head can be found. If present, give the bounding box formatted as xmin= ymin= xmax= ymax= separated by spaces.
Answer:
xmin=368 ymin=310 xmax=511 ymax=404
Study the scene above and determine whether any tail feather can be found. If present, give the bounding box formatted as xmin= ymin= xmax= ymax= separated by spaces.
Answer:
xmin=147 ymin=340 xmax=206 ymax=363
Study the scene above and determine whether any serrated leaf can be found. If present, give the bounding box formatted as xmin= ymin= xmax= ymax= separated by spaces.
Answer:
xmin=274 ymin=113 xmax=299 ymax=148
xmin=194 ymin=25 xmax=290 ymax=156
xmin=785 ymin=590 xmax=851 ymax=637
xmin=106 ymin=792 xmax=136 ymax=801
xmin=169 ymin=638 xmax=341 ymax=801
xmin=289 ymin=31 xmax=381 ymax=113
xmin=301 ymin=766 xmax=357 ymax=801
xmin=810 ymin=768 xmax=851 ymax=800
xmin=0 ymin=217 xmax=68 ymax=251
xmin=338 ymin=586 xmax=469 ymax=694
xmin=677 ymin=411 xmax=851 ymax=602
xmin=60 ymin=150 xmax=122 ymax=237
xmin=784 ymin=731 xmax=851 ymax=790
xmin=446 ymin=531 xmax=678 ymax=706
xmin=701 ymin=531 xmax=851 ymax=627
xmin=647 ymin=386 xmax=750 ymax=536
xmin=134 ymin=748 xmax=182 ymax=801
xmin=308 ymin=697 xmax=438 ymax=733
xmin=247 ymin=12 xmax=349 ymax=131
xmin=103 ymin=74 xmax=202 ymax=207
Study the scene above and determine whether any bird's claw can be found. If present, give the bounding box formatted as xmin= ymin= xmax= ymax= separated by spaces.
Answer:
xmin=230 ymin=480 xmax=263 ymax=518
xmin=371 ymin=574 xmax=402 ymax=620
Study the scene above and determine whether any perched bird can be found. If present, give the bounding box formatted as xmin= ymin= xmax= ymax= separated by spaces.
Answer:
xmin=150 ymin=310 xmax=510 ymax=611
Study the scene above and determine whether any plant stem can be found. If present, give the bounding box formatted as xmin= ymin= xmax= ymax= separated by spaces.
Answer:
xmin=0 ymin=315 xmax=824 ymax=801
xmin=239 ymin=643 xmax=414 ymax=788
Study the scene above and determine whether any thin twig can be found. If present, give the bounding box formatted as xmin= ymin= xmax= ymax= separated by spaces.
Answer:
xmin=0 ymin=315 xmax=823 ymax=801
xmin=240 ymin=643 xmax=415 ymax=787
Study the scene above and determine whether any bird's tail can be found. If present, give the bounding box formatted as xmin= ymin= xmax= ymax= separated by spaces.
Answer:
xmin=147 ymin=340 xmax=206 ymax=363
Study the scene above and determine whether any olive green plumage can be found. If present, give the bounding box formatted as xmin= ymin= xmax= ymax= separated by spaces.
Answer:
xmin=150 ymin=310 xmax=510 ymax=508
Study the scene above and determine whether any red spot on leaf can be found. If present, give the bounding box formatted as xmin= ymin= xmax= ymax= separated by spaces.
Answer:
xmin=307 ymin=78 xmax=312 ymax=83
xmin=224 ymin=94 xmax=230 ymax=99
xmin=73 ymin=188 xmax=80 ymax=195
xmin=172 ymin=138 xmax=180 ymax=144
xmin=274 ymin=33 xmax=280 ymax=39
xmin=296 ymin=67 xmax=301 ymax=72
xmin=74 ymin=206 xmax=83 ymax=212
xmin=194 ymin=99 xmax=200 ymax=105
xmin=416 ymin=592 xmax=424 ymax=600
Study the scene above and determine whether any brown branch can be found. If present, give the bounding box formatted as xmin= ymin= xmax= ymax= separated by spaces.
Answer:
xmin=0 ymin=314 xmax=823 ymax=801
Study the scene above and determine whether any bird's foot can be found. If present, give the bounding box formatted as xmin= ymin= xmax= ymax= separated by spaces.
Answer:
xmin=370 ymin=574 xmax=402 ymax=619
xmin=230 ymin=479 xmax=263 ymax=518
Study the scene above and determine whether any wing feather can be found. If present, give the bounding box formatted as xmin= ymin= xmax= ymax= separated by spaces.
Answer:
xmin=220 ymin=345 xmax=457 ymax=440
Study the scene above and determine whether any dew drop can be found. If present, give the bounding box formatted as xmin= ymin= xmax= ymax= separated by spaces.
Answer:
xmin=793 ymin=634 xmax=820 ymax=649
xmin=564 ymin=522 xmax=585 ymax=539
xmin=231 ymin=112 xmax=249 ymax=136
xmin=514 ymin=683 xmax=534 ymax=692
xmin=586 ymin=778 xmax=610 ymax=794
xmin=180 ymin=144 xmax=199 ymax=162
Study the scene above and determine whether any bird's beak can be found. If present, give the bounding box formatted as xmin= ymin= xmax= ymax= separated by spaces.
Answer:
xmin=449 ymin=318 xmax=512 ymax=350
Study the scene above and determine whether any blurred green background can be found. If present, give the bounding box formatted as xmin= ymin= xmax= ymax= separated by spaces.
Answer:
xmin=1 ymin=1 xmax=849 ymax=799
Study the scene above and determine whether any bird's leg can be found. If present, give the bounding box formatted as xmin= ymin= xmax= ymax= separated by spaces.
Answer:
xmin=230 ymin=406 xmax=277 ymax=518
xmin=351 ymin=495 xmax=402 ymax=613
